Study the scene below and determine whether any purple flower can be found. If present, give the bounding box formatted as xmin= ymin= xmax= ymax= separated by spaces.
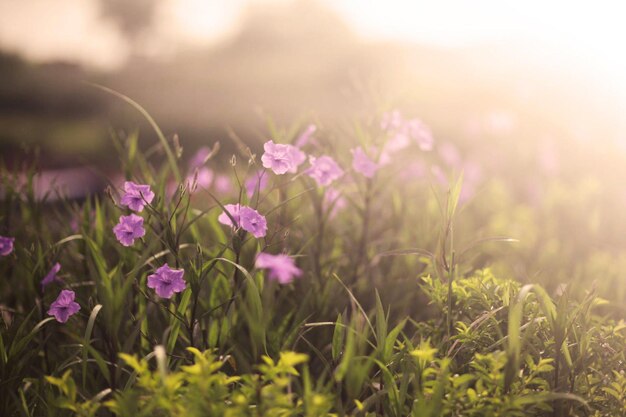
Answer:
xmin=147 ymin=264 xmax=186 ymax=299
xmin=113 ymin=214 xmax=146 ymax=246
xmin=218 ymin=204 xmax=241 ymax=227
xmin=351 ymin=147 xmax=379 ymax=178
xmin=47 ymin=290 xmax=80 ymax=323
xmin=218 ymin=204 xmax=267 ymax=238
xmin=255 ymin=252 xmax=302 ymax=284
xmin=239 ymin=206 xmax=267 ymax=238
xmin=41 ymin=262 xmax=62 ymax=289
xmin=261 ymin=140 xmax=306 ymax=175
xmin=295 ymin=124 xmax=317 ymax=147
xmin=245 ymin=171 xmax=269 ymax=198
xmin=0 ymin=236 xmax=14 ymax=256
xmin=306 ymin=155 xmax=344 ymax=186
xmin=120 ymin=181 xmax=155 ymax=212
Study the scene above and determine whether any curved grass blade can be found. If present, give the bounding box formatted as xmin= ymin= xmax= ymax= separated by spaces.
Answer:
xmin=89 ymin=83 xmax=181 ymax=182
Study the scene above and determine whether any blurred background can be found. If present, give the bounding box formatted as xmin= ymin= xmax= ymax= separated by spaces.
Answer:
xmin=2 ymin=0 xmax=626 ymax=301
xmin=2 ymin=0 xmax=626 ymax=167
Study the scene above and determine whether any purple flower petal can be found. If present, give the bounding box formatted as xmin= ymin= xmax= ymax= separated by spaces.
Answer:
xmin=218 ymin=204 xmax=267 ymax=238
xmin=239 ymin=207 xmax=267 ymax=238
xmin=147 ymin=264 xmax=186 ymax=299
xmin=0 ymin=236 xmax=15 ymax=256
xmin=261 ymin=140 xmax=306 ymax=175
xmin=41 ymin=262 xmax=62 ymax=289
xmin=306 ymin=155 xmax=344 ymax=187
xmin=255 ymin=252 xmax=302 ymax=284
xmin=113 ymin=214 xmax=145 ymax=247
xmin=381 ymin=111 xmax=434 ymax=153
xmin=120 ymin=181 xmax=155 ymax=212
xmin=294 ymin=124 xmax=316 ymax=148
xmin=218 ymin=204 xmax=241 ymax=227
xmin=47 ymin=289 xmax=80 ymax=323
xmin=351 ymin=147 xmax=379 ymax=178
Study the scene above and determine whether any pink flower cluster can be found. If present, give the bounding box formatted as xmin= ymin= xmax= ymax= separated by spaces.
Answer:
xmin=6 ymin=242 xmax=79 ymax=322
xmin=112 ymin=181 xmax=155 ymax=247
xmin=260 ymin=126 xmax=344 ymax=187
xmin=20 ymin=112 xmax=450 ymax=328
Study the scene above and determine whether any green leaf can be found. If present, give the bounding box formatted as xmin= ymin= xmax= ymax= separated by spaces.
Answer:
xmin=82 ymin=304 xmax=103 ymax=389
xmin=334 ymin=318 xmax=355 ymax=382
xmin=90 ymin=84 xmax=181 ymax=182
xmin=332 ymin=313 xmax=344 ymax=361
xmin=375 ymin=290 xmax=388 ymax=348
xmin=383 ymin=319 xmax=406 ymax=363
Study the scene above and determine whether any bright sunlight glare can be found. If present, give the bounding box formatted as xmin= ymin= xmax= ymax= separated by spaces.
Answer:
xmin=153 ymin=0 xmax=626 ymax=100
xmin=325 ymin=0 xmax=626 ymax=92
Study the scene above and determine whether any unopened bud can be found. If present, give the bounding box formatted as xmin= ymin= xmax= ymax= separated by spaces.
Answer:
xmin=189 ymin=170 xmax=199 ymax=193
xmin=105 ymin=186 xmax=116 ymax=205
xmin=173 ymin=134 xmax=183 ymax=158
xmin=178 ymin=182 xmax=187 ymax=198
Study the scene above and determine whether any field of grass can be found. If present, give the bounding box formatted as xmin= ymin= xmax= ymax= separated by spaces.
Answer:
xmin=1 ymin=95 xmax=625 ymax=416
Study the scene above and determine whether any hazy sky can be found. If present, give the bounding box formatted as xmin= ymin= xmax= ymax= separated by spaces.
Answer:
xmin=1 ymin=0 xmax=625 ymax=91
